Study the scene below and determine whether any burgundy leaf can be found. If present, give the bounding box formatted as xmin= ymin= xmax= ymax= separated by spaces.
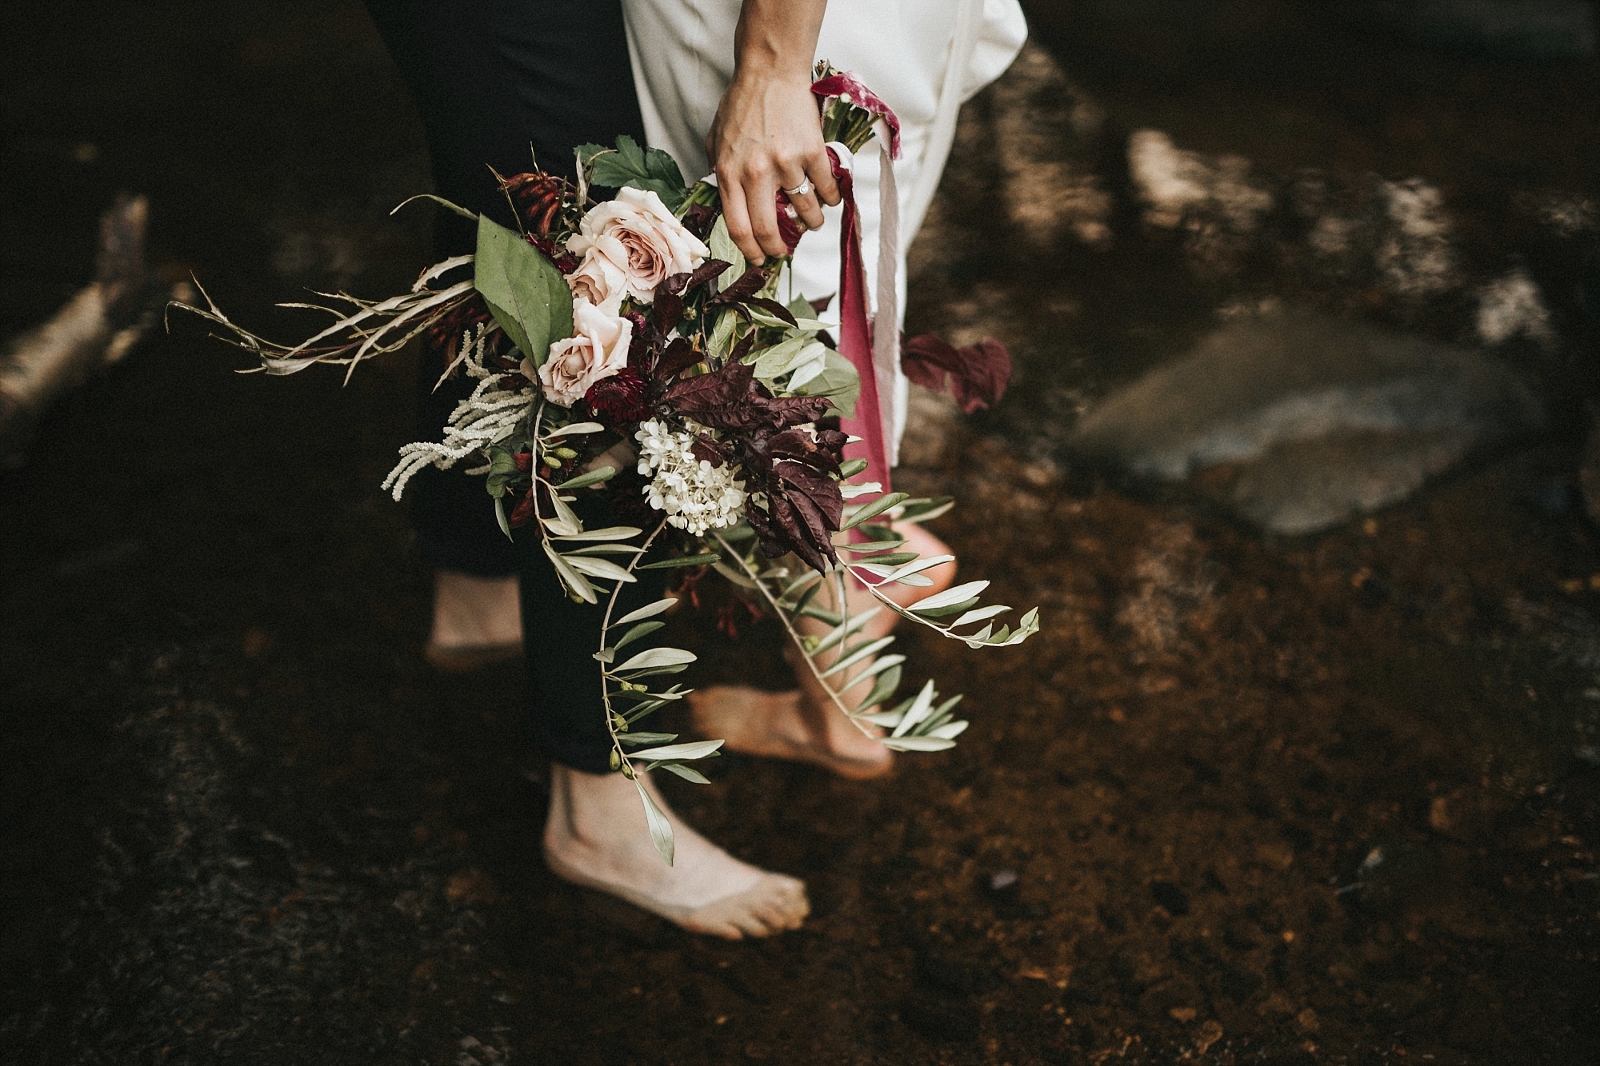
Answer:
xmin=747 ymin=297 xmax=798 ymax=327
xmin=728 ymin=330 xmax=756 ymax=365
xmin=654 ymin=336 xmax=702 ymax=382
xmin=682 ymin=203 xmax=717 ymax=241
xmin=902 ymin=334 xmax=1012 ymax=414
xmin=685 ymin=258 xmax=732 ymax=292
xmin=690 ymin=434 xmax=733 ymax=467
xmin=707 ymin=265 xmax=769 ymax=306
xmin=651 ymin=291 xmax=684 ymax=336
xmin=766 ymin=493 xmax=832 ymax=573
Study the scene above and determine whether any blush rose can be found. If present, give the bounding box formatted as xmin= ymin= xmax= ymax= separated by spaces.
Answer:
xmin=537 ymin=299 xmax=634 ymax=407
xmin=566 ymin=186 xmax=708 ymax=305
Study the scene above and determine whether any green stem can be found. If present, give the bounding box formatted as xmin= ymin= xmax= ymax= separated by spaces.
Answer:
xmin=713 ymin=534 xmax=877 ymax=736
xmin=601 ymin=518 xmax=672 ymax=775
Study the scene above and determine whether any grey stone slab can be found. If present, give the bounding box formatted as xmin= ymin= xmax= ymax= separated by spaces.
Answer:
xmin=1069 ymin=309 xmax=1545 ymax=532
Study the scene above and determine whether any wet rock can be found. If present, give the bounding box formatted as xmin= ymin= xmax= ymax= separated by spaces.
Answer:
xmin=1069 ymin=308 xmax=1545 ymax=533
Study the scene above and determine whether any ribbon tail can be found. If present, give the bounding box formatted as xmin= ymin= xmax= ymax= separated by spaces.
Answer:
xmin=830 ymin=150 xmax=892 ymax=497
xmin=872 ymin=128 xmax=901 ymax=468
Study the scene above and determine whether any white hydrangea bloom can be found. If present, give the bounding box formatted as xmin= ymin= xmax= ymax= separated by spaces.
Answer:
xmin=634 ymin=419 xmax=746 ymax=536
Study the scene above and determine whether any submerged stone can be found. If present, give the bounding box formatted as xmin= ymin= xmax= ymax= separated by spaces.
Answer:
xmin=1069 ymin=309 xmax=1544 ymax=534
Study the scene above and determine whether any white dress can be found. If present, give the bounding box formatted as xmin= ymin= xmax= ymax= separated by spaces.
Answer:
xmin=622 ymin=0 xmax=1026 ymax=460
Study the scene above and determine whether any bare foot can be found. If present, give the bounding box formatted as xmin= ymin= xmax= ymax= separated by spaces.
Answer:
xmin=688 ymin=685 xmax=893 ymax=779
xmin=687 ymin=523 xmax=960 ymax=779
xmin=543 ymin=764 xmax=808 ymax=939
xmin=426 ymin=571 xmax=522 ymax=671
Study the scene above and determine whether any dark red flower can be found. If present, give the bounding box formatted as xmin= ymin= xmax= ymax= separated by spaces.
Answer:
xmin=527 ymin=234 xmax=579 ymax=273
xmin=496 ymin=170 xmax=570 ymax=236
xmin=584 ymin=367 xmax=652 ymax=424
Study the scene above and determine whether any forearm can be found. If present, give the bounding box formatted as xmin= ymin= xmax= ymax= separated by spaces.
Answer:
xmin=732 ymin=0 xmax=828 ymax=85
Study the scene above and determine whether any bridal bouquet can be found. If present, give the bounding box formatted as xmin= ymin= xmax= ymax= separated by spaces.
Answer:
xmin=178 ymin=67 xmax=1038 ymax=862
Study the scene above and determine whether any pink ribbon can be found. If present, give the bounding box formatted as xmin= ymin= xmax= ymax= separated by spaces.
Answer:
xmin=825 ymin=146 xmax=892 ymax=496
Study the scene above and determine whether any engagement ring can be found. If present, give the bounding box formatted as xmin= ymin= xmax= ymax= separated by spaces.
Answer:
xmin=784 ymin=179 xmax=813 ymax=197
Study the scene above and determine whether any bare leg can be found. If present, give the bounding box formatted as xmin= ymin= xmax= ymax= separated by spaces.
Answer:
xmin=543 ymin=764 xmax=809 ymax=938
xmin=690 ymin=522 xmax=958 ymax=777
xmin=425 ymin=571 xmax=523 ymax=671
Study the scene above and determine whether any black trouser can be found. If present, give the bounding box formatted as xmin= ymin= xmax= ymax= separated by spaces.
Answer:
xmin=365 ymin=0 xmax=646 ymax=577
xmin=367 ymin=0 xmax=655 ymax=773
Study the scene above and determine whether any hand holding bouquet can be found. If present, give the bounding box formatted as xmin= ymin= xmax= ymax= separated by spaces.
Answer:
xmin=176 ymin=66 xmax=1039 ymax=863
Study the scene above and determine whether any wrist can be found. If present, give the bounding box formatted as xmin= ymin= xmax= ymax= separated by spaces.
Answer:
xmin=731 ymin=41 xmax=815 ymax=86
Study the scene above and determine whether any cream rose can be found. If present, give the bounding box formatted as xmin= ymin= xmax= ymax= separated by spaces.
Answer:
xmin=566 ymin=186 xmax=709 ymax=305
xmin=538 ymin=299 xmax=634 ymax=407
xmin=567 ymin=250 xmax=628 ymax=315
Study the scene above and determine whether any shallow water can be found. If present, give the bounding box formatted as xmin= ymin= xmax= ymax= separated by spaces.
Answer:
xmin=2 ymin=2 xmax=1597 ymax=1063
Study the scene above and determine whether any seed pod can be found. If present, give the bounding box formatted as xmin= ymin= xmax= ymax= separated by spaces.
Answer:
xmin=609 ymin=750 xmax=622 ymax=771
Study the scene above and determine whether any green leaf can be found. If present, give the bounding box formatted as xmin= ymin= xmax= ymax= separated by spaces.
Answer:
xmin=636 ymin=552 xmax=720 ymax=571
xmin=842 ymin=492 xmax=910 ymax=531
xmin=793 ymin=348 xmax=861 ymax=419
xmin=485 ymin=446 xmax=524 ymax=499
xmin=614 ymin=646 xmax=697 ymax=674
xmin=494 ymin=496 xmax=514 ymax=541
xmin=838 ymin=457 xmax=869 ymax=479
xmin=612 ymin=597 xmax=679 ymax=627
xmin=818 ymin=635 xmax=896 ymax=680
xmin=896 ymin=496 xmax=956 ymax=524
xmin=849 ymin=653 xmax=906 ymax=683
xmin=909 ymin=580 xmax=992 ymax=615
xmin=542 ymin=491 xmax=582 ymax=536
xmin=811 ymin=608 xmax=882 ymax=656
xmin=631 ymin=739 xmax=725 ymax=762
xmin=556 ymin=465 xmax=616 ymax=491
xmin=617 ymin=731 xmax=678 ymax=746
xmin=707 ymin=216 xmax=746 ymax=288
xmin=614 ymin=620 xmax=665 ymax=652
xmin=587 ymin=135 xmax=690 ymax=210
xmin=656 ymin=763 xmax=711 ymax=784
xmin=634 ymin=778 xmax=676 ymax=865
xmin=951 ymin=604 xmax=1011 ymax=628
xmin=551 ymin=525 xmax=643 ymax=542
xmin=853 ymin=551 xmax=920 ymax=568
xmin=706 ymin=306 xmax=741 ymax=363
xmin=838 ymin=539 xmax=906 ymax=554
xmin=570 ymin=543 xmax=644 ymax=555
xmin=880 ymin=735 xmax=956 ymax=753
xmin=855 ymin=662 xmax=903 ymax=713
xmin=543 ymin=542 xmax=597 ymax=603
xmin=891 ymin=680 xmax=938 ymax=737
xmin=566 ymin=555 xmax=638 ymax=583
xmin=545 ymin=421 xmax=605 ymax=440
xmin=474 ymin=214 xmax=572 ymax=365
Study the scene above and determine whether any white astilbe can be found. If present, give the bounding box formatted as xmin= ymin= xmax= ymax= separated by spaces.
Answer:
xmin=382 ymin=325 xmax=534 ymax=500
xmin=634 ymin=419 xmax=746 ymax=536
